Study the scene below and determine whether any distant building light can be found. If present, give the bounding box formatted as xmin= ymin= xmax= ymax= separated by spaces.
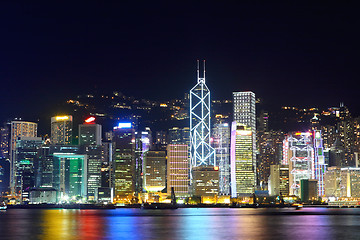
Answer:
xmin=114 ymin=122 xmax=132 ymax=129
xmin=55 ymin=116 xmax=70 ymax=121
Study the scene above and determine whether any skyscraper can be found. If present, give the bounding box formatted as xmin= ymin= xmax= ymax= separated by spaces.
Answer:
xmin=283 ymin=132 xmax=314 ymax=197
xmin=230 ymin=122 xmax=255 ymax=197
xmin=51 ymin=115 xmax=73 ymax=145
xmin=212 ymin=123 xmax=231 ymax=195
xmin=13 ymin=137 xmax=43 ymax=200
xmin=84 ymin=145 xmax=103 ymax=201
xmin=233 ymin=91 xmax=256 ymax=133
xmin=167 ymin=144 xmax=189 ymax=197
xmin=112 ymin=122 xmax=135 ymax=202
xmin=79 ymin=117 xmax=102 ymax=146
xmin=9 ymin=121 xmax=38 ymax=195
xmin=313 ymin=130 xmax=326 ymax=197
xmin=134 ymin=128 xmax=152 ymax=194
xmin=143 ymin=150 xmax=166 ymax=193
xmin=232 ymin=92 xmax=256 ymax=189
xmin=190 ymin=61 xmax=215 ymax=172
xmin=53 ymin=153 xmax=87 ymax=200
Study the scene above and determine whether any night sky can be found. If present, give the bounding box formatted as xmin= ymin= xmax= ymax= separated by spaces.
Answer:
xmin=1 ymin=2 xmax=359 ymax=124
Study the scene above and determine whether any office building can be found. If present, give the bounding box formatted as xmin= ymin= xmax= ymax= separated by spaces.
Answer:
xmin=79 ymin=117 xmax=102 ymax=146
xmin=143 ymin=150 xmax=166 ymax=193
xmin=189 ymin=61 xmax=215 ymax=172
xmin=268 ymin=164 xmax=289 ymax=196
xmin=313 ymin=130 xmax=327 ymax=197
xmin=84 ymin=145 xmax=103 ymax=200
xmin=51 ymin=115 xmax=73 ymax=145
xmin=232 ymin=91 xmax=256 ymax=187
xmin=300 ymin=179 xmax=318 ymax=201
xmin=167 ymin=144 xmax=189 ymax=197
xmin=230 ymin=122 xmax=256 ymax=197
xmin=192 ymin=166 xmax=219 ymax=197
xmin=283 ymin=132 xmax=313 ymax=197
xmin=13 ymin=137 xmax=43 ymax=200
xmin=113 ymin=122 xmax=135 ymax=202
xmin=134 ymin=128 xmax=152 ymax=194
xmin=9 ymin=121 xmax=37 ymax=195
xmin=212 ymin=123 xmax=230 ymax=195
xmin=53 ymin=153 xmax=87 ymax=200
xmin=37 ymin=145 xmax=52 ymax=188
xmin=324 ymin=167 xmax=360 ymax=198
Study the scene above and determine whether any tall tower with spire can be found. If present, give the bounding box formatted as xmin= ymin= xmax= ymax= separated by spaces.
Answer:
xmin=190 ymin=60 xmax=216 ymax=174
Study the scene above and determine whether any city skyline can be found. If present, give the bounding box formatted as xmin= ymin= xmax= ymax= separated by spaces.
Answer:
xmin=2 ymin=3 xmax=360 ymax=239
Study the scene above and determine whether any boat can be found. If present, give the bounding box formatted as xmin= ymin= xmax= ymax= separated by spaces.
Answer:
xmin=141 ymin=203 xmax=178 ymax=209
xmin=0 ymin=202 xmax=7 ymax=210
xmin=293 ymin=203 xmax=303 ymax=210
xmin=141 ymin=187 xmax=178 ymax=209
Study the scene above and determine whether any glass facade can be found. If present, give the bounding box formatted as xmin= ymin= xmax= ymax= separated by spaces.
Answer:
xmin=231 ymin=122 xmax=255 ymax=197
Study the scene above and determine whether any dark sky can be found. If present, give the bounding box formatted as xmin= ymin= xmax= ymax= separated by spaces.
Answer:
xmin=0 ymin=1 xmax=359 ymax=123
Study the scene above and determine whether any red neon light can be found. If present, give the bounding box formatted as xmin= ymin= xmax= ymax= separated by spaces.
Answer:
xmin=85 ymin=117 xmax=96 ymax=124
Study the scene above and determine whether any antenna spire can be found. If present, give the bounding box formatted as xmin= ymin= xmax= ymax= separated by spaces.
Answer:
xmin=203 ymin=60 xmax=206 ymax=80
xmin=197 ymin=60 xmax=200 ymax=80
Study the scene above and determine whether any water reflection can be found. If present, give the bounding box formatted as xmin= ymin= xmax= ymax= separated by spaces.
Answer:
xmin=1 ymin=208 xmax=360 ymax=239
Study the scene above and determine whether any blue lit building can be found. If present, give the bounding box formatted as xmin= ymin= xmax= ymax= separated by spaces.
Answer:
xmin=190 ymin=61 xmax=216 ymax=173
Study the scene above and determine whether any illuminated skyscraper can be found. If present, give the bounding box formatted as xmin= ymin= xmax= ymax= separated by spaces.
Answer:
xmin=9 ymin=121 xmax=37 ymax=194
xmin=233 ymin=91 xmax=256 ymax=133
xmin=13 ymin=137 xmax=43 ymax=200
xmin=84 ymin=145 xmax=103 ymax=201
xmin=134 ymin=128 xmax=151 ymax=193
xmin=230 ymin=122 xmax=255 ymax=197
xmin=167 ymin=144 xmax=189 ymax=197
xmin=313 ymin=130 xmax=326 ymax=197
xmin=53 ymin=153 xmax=87 ymax=200
xmin=51 ymin=115 xmax=73 ymax=145
xmin=232 ymin=91 xmax=256 ymax=188
xmin=212 ymin=123 xmax=230 ymax=195
xmin=112 ymin=122 xmax=135 ymax=202
xmin=143 ymin=150 xmax=166 ymax=193
xmin=190 ymin=61 xmax=215 ymax=172
xmin=283 ymin=132 xmax=314 ymax=197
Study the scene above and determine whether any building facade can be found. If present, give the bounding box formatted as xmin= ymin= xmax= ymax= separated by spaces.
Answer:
xmin=232 ymin=91 xmax=256 ymax=189
xmin=9 ymin=121 xmax=38 ymax=195
xmin=231 ymin=122 xmax=256 ymax=197
xmin=189 ymin=61 xmax=215 ymax=171
xmin=212 ymin=123 xmax=230 ymax=195
xmin=167 ymin=144 xmax=189 ymax=197
xmin=112 ymin=123 xmax=135 ymax=202
xmin=143 ymin=150 xmax=166 ymax=193
xmin=268 ymin=164 xmax=289 ymax=196
xmin=51 ymin=115 xmax=73 ymax=145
